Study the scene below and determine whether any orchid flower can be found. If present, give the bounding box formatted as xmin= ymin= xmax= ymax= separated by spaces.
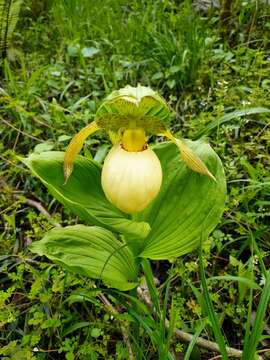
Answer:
xmin=64 ymin=85 xmax=215 ymax=214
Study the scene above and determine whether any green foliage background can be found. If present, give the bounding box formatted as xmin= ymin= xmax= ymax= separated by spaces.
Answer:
xmin=0 ymin=0 xmax=270 ymax=359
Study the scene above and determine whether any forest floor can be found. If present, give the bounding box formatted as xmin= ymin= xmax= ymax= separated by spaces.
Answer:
xmin=0 ymin=1 xmax=270 ymax=359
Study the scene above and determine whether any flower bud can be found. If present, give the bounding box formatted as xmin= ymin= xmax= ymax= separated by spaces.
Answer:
xmin=101 ymin=145 xmax=162 ymax=214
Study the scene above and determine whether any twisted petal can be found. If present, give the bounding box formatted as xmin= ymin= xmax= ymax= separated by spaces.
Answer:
xmin=64 ymin=121 xmax=100 ymax=183
xmin=163 ymin=130 xmax=216 ymax=181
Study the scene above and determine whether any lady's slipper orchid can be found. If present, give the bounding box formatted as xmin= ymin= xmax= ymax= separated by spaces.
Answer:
xmin=64 ymin=85 xmax=215 ymax=214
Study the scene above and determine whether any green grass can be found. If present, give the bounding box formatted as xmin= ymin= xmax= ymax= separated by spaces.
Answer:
xmin=1 ymin=0 xmax=270 ymax=359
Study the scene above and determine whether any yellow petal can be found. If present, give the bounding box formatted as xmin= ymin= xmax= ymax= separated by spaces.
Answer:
xmin=64 ymin=121 xmax=100 ymax=183
xmin=163 ymin=130 xmax=216 ymax=181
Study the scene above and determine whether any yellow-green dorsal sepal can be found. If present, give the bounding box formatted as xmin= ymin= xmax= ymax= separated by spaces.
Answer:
xmin=95 ymin=85 xmax=171 ymax=135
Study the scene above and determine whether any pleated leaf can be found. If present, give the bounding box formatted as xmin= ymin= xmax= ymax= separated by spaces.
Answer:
xmin=30 ymin=225 xmax=138 ymax=291
xmin=137 ymin=140 xmax=226 ymax=260
xmin=23 ymin=152 xmax=150 ymax=240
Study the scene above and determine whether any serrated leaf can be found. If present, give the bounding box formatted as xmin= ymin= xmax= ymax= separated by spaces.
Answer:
xmin=137 ymin=140 xmax=226 ymax=260
xmin=30 ymin=225 xmax=138 ymax=291
xmin=22 ymin=151 xmax=150 ymax=240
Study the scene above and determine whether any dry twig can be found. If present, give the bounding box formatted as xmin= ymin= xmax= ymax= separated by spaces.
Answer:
xmin=14 ymin=194 xmax=61 ymax=227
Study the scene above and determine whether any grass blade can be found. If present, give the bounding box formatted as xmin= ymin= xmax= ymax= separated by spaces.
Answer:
xmin=194 ymin=107 xmax=270 ymax=139
xmin=183 ymin=321 xmax=205 ymax=360
xmin=199 ymin=246 xmax=229 ymax=360
xmin=206 ymin=275 xmax=261 ymax=290
xmin=241 ymin=270 xmax=270 ymax=359
xmin=141 ymin=259 xmax=160 ymax=314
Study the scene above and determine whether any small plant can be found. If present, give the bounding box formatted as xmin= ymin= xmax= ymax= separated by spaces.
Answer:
xmin=23 ymin=85 xmax=226 ymax=356
xmin=0 ymin=0 xmax=22 ymax=59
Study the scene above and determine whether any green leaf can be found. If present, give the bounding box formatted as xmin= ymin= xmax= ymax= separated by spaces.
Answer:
xmin=30 ymin=225 xmax=138 ymax=291
xmin=138 ymin=140 xmax=226 ymax=260
xmin=22 ymin=151 xmax=150 ymax=240
xmin=91 ymin=328 xmax=102 ymax=338
xmin=81 ymin=47 xmax=99 ymax=58
xmin=34 ymin=142 xmax=54 ymax=154
xmin=62 ymin=322 xmax=91 ymax=337
xmin=94 ymin=143 xmax=110 ymax=163
xmin=67 ymin=43 xmax=80 ymax=57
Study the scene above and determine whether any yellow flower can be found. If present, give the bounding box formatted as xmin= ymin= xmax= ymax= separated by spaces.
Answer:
xmin=64 ymin=85 xmax=215 ymax=214
xmin=102 ymin=143 xmax=162 ymax=214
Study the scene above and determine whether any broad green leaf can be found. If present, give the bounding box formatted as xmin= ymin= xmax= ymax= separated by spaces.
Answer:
xmin=23 ymin=152 xmax=150 ymax=240
xmin=30 ymin=225 xmax=138 ymax=291
xmin=137 ymin=140 xmax=226 ymax=260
